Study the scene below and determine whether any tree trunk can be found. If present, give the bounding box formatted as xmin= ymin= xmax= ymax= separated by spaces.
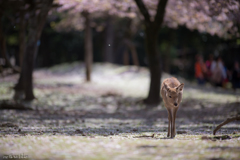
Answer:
xmin=23 ymin=40 xmax=38 ymax=100
xmin=13 ymin=72 xmax=24 ymax=100
xmin=14 ymin=0 xmax=53 ymax=100
xmin=124 ymin=40 xmax=139 ymax=66
xmin=134 ymin=0 xmax=168 ymax=106
xmin=144 ymin=27 xmax=161 ymax=105
xmin=83 ymin=12 xmax=93 ymax=82
xmin=13 ymin=12 xmax=26 ymax=99
xmin=129 ymin=44 xmax=139 ymax=66
xmin=122 ymin=18 xmax=139 ymax=66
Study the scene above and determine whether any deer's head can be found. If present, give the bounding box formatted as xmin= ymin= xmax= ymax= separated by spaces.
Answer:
xmin=164 ymin=83 xmax=184 ymax=107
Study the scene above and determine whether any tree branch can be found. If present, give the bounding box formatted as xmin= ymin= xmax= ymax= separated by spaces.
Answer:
xmin=213 ymin=116 xmax=240 ymax=135
xmin=153 ymin=0 xmax=168 ymax=30
xmin=134 ymin=0 xmax=151 ymax=25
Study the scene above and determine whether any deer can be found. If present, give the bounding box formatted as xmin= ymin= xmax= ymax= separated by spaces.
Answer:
xmin=160 ymin=77 xmax=184 ymax=138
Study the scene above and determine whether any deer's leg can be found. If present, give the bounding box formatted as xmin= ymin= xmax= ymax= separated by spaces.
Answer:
xmin=167 ymin=109 xmax=171 ymax=137
xmin=170 ymin=109 xmax=175 ymax=138
xmin=173 ymin=108 xmax=178 ymax=137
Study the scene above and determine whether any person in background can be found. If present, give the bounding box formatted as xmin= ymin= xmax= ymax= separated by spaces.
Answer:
xmin=195 ymin=54 xmax=207 ymax=85
xmin=222 ymin=61 xmax=231 ymax=88
xmin=210 ymin=56 xmax=227 ymax=86
xmin=231 ymin=61 xmax=240 ymax=90
xmin=205 ymin=54 xmax=214 ymax=81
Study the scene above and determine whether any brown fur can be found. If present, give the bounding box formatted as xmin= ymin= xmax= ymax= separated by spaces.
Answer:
xmin=160 ymin=77 xmax=184 ymax=138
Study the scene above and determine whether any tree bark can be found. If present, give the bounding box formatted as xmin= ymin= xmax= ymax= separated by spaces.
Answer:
xmin=22 ymin=40 xmax=38 ymax=100
xmin=124 ymin=40 xmax=139 ymax=66
xmin=13 ymin=12 xmax=26 ymax=99
xmin=122 ymin=18 xmax=139 ymax=66
xmin=129 ymin=44 xmax=139 ymax=66
xmin=144 ymin=27 xmax=161 ymax=105
xmin=83 ymin=11 xmax=93 ymax=82
xmin=134 ymin=0 xmax=168 ymax=105
xmin=14 ymin=0 xmax=53 ymax=100
xmin=13 ymin=72 xmax=24 ymax=100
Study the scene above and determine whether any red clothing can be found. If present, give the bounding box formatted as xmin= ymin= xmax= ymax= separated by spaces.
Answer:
xmin=195 ymin=62 xmax=203 ymax=78
xmin=206 ymin=60 xmax=212 ymax=70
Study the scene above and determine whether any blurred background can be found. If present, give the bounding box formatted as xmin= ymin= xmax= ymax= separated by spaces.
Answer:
xmin=0 ymin=1 xmax=240 ymax=159
xmin=0 ymin=0 xmax=240 ymax=102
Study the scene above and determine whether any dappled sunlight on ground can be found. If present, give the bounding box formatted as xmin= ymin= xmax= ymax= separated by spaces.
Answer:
xmin=0 ymin=62 xmax=240 ymax=159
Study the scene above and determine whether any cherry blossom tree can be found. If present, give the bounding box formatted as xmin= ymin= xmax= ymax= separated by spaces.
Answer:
xmin=151 ymin=0 xmax=240 ymax=38
xmin=54 ymin=0 xmax=240 ymax=105
xmin=15 ymin=0 xmax=55 ymax=100
xmin=0 ymin=0 xmax=56 ymax=100
xmin=134 ymin=0 xmax=240 ymax=105
xmin=3 ymin=0 xmax=238 ymax=102
xmin=56 ymin=0 xmax=137 ymax=81
xmin=57 ymin=0 xmax=240 ymax=105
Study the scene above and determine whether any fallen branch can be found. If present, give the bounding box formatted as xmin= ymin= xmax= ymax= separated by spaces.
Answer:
xmin=213 ymin=116 xmax=240 ymax=135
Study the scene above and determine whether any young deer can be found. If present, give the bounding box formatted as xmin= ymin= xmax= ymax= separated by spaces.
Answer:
xmin=160 ymin=77 xmax=184 ymax=138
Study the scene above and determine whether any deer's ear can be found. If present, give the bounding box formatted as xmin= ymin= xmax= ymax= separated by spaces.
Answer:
xmin=176 ymin=83 xmax=184 ymax=92
xmin=164 ymin=83 xmax=171 ymax=92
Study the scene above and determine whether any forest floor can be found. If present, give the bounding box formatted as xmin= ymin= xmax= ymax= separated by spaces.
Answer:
xmin=0 ymin=62 xmax=240 ymax=160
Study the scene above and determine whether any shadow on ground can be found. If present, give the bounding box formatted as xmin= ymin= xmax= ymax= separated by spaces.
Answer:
xmin=0 ymin=95 xmax=239 ymax=138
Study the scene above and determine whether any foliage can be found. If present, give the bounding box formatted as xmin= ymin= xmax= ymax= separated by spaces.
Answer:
xmin=54 ymin=0 xmax=137 ymax=31
xmin=55 ymin=0 xmax=240 ymax=38
xmin=164 ymin=0 xmax=240 ymax=38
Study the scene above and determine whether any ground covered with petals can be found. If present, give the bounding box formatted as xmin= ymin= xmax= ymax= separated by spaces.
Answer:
xmin=0 ymin=62 xmax=240 ymax=160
